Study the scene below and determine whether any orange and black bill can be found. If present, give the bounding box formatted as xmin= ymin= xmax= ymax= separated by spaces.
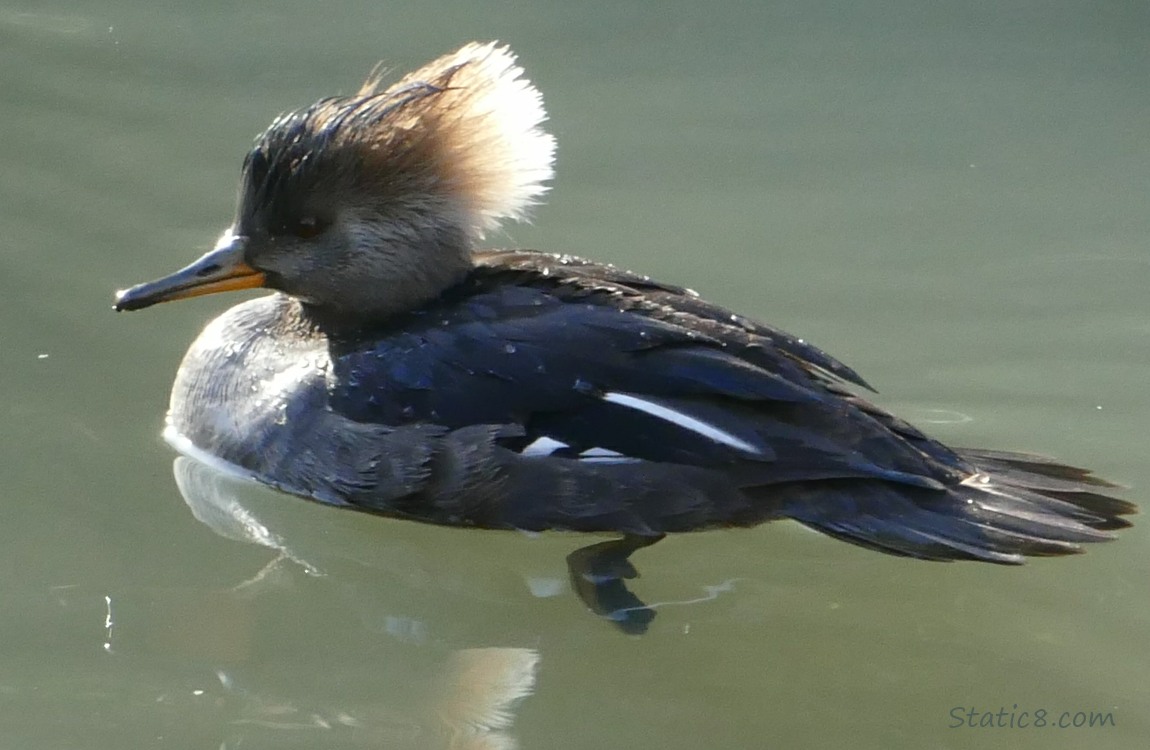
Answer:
xmin=113 ymin=233 xmax=265 ymax=312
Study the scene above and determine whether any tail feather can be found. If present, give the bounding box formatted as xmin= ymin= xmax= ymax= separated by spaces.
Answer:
xmin=957 ymin=448 xmax=1122 ymax=488
xmin=1042 ymin=492 xmax=1135 ymax=531
xmin=776 ymin=449 xmax=1136 ymax=564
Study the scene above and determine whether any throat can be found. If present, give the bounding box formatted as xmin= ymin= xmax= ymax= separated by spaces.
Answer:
xmin=298 ymin=259 xmax=475 ymax=329
xmin=298 ymin=267 xmax=482 ymax=339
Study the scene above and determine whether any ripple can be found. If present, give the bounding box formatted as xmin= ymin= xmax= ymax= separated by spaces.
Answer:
xmin=902 ymin=407 xmax=974 ymax=425
xmin=0 ymin=10 xmax=92 ymax=35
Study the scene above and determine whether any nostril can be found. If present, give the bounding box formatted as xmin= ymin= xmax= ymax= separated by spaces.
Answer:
xmin=196 ymin=264 xmax=221 ymax=278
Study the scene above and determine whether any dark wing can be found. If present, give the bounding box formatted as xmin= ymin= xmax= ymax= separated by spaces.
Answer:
xmin=474 ymin=249 xmax=875 ymax=390
xmin=314 ymin=252 xmax=1132 ymax=552
xmin=325 ymin=252 xmax=963 ymax=488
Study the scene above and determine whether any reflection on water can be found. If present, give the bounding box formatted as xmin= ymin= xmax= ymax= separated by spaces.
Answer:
xmin=75 ymin=458 xmax=543 ymax=749
xmin=436 ymin=648 xmax=539 ymax=750
xmin=173 ymin=452 xmax=743 ymax=636
xmin=171 ymin=455 xmax=551 ymax=642
xmin=208 ymin=646 xmax=538 ymax=750
xmin=174 ymin=455 xmax=320 ymax=576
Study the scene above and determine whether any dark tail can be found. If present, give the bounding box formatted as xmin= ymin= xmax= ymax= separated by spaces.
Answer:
xmin=779 ymin=449 xmax=1136 ymax=563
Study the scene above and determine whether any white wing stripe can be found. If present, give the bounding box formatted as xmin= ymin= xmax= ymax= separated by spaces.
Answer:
xmin=579 ymin=447 xmax=625 ymax=458
xmin=578 ymin=447 xmax=637 ymax=464
xmin=601 ymin=392 xmax=761 ymax=455
xmin=520 ymin=436 xmax=569 ymax=456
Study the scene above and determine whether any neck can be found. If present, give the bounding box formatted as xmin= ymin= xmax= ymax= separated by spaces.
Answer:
xmin=294 ymin=229 xmax=476 ymax=324
xmin=297 ymin=262 xmax=475 ymax=335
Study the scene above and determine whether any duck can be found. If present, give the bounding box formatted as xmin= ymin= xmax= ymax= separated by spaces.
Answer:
xmin=114 ymin=42 xmax=1135 ymax=632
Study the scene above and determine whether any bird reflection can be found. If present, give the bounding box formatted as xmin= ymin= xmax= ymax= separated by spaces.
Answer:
xmin=211 ymin=647 xmax=539 ymax=750
xmin=173 ymin=456 xmax=541 ymax=748
xmin=435 ymin=648 xmax=540 ymax=750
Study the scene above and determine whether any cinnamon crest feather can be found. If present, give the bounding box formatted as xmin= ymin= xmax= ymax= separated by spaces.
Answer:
xmin=241 ymin=42 xmax=556 ymax=240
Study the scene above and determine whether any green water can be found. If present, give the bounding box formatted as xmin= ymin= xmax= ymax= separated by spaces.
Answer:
xmin=3 ymin=1 xmax=1147 ymax=747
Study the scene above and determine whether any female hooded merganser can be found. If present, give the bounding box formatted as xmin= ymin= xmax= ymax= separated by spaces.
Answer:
xmin=116 ymin=42 xmax=1134 ymax=631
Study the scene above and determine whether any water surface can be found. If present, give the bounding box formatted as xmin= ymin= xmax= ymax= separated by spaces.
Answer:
xmin=3 ymin=1 xmax=1148 ymax=747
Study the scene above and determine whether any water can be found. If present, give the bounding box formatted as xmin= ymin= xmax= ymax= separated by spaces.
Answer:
xmin=3 ymin=0 xmax=1148 ymax=747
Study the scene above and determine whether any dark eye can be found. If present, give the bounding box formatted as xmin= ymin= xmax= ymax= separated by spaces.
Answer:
xmin=288 ymin=215 xmax=328 ymax=239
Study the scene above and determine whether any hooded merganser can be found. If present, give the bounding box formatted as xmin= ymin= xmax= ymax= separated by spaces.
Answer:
xmin=115 ymin=42 xmax=1134 ymax=632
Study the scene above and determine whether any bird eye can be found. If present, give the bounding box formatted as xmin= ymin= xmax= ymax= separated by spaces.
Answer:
xmin=290 ymin=216 xmax=327 ymax=239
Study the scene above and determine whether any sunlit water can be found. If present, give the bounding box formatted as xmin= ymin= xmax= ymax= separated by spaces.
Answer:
xmin=2 ymin=1 xmax=1148 ymax=747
